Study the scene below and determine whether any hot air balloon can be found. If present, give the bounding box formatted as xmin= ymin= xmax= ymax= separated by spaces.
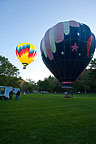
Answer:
xmin=40 ymin=20 xmax=95 ymax=88
xmin=16 ymin=42 xmax=37 ymax=69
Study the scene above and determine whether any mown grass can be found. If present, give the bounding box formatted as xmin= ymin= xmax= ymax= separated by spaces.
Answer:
xmin=0 ymin=93 xmax=96 ymax=144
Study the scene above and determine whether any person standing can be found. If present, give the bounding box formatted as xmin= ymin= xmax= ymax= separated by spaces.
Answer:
xmin=9 ymin=90 xmax=13 ymax=100
xmin=16 ymin=90 xmax=20 ymax=100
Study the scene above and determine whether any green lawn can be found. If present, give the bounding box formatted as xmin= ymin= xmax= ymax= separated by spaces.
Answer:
xmin=0 ymin=93 xmax=96 ymax=144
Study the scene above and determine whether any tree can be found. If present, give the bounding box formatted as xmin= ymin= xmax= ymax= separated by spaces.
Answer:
xmin=25 ymin=79 xmax=36 ymax=92
xmin=37 ymin=80 xmax=49 ymax=91
xmin=36 ymin=76 xmax=63 ymax=93
xmin=88 ymin=58 xmax=96 ymax=92
xmin=89 ymin=58 xmax=96 ymax=69
xmin=0 ymin=55 xmax=20 ymax=77
xmin=0 ymin=55 xmax=21 ymax=87
xmin=73 ymin=69 xmax=90 ymax=93
xmin=73 ymin=58 xmax=96 ymax=93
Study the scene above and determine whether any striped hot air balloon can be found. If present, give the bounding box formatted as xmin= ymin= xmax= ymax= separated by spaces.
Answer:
xmin=16 ymin=42 xmax=37 ymax=69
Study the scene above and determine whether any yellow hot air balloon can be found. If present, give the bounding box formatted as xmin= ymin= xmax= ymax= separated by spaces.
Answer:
xmin=16 ymin=42 xmax=37 ymax=69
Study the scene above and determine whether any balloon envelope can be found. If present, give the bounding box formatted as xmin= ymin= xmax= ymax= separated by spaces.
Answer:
xmin=16 ymin=42 xmax=37 ymax=69
xmin=40 ymin=20 xmax=95 ymax=88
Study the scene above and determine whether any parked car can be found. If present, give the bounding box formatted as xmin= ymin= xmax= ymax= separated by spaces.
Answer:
xmin=0 ymin=86 xmax=13 ymax=100
xmin=13 ymin=88 xmax=20 ymax=94
xmin=40 ymin=91 xmax=49 ymax=94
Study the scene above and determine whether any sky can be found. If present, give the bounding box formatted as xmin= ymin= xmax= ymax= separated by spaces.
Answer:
xmin=0 ymin=0 xmax=96 ymax=82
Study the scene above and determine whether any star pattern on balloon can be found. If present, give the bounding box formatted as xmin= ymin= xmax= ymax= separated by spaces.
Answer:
xmin=71 ymin=42 xmax=79 ymax=52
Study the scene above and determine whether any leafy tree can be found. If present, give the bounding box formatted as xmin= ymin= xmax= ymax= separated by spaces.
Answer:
xmin=26 ymin=79 xmax=36 ymax=92
xmin=73 ymin=60 xmax=96 ymax=93
xmin=0 ymin=55 xmax=21 ymax=88
xmin=89 ymin=58 xmax=96 ymax=69
xmin=0 ymin=55 xmax=20 ymax=77
xmin=36 ymin=76 xmax=63 ymax=93
xmin=73 ymin=69 xmax=90 ymax=93
xmin=26 ymin=79 xmax=35 ymax=85
xmin=37 ymin=80 xmax=49 ymax=91
xmin=88 ymin=58 xmax=96 ymax=92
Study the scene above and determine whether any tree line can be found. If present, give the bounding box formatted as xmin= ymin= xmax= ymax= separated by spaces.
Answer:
xmin=0 ymin=55 xmax=96 ymax=93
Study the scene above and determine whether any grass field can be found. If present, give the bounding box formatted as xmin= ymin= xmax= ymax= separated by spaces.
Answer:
xmin=0 ymin=93 xmax=96 ymax=144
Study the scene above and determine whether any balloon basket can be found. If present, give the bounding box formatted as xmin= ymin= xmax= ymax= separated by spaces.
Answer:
xmin=62 ymin=83 xmax=73 ymax=98
xmin=64 ymin=89 xmax=73 ymax=98
xmin=23 ymin=66 xmax=26 ymax=69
